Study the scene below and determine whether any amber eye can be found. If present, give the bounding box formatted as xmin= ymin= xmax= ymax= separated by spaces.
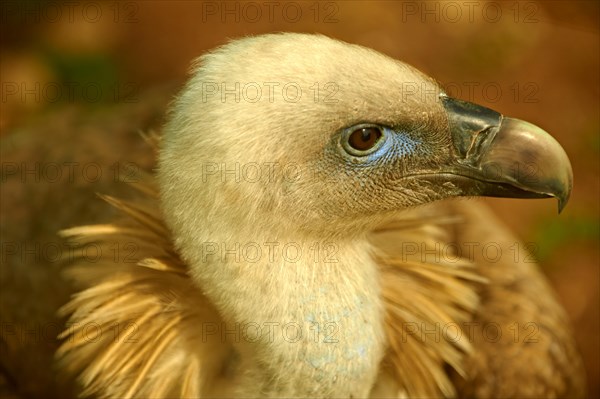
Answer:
xmin=348 ymin=127 xmax=382 ymax=151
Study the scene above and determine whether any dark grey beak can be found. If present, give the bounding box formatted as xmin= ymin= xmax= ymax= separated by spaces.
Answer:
xmin=440 ymin=96 xmax=573 ymax=213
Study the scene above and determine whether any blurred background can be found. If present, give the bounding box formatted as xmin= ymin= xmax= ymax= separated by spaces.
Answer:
xmin=1 ymin=0 xmax=598 ymax=398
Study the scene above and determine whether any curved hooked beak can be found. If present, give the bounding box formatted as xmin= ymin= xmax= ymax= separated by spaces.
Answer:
xmin=438 ymin=96 xmax=573 ymax=213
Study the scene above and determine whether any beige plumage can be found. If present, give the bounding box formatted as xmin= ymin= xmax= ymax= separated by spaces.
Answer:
xmin=56 ymin=33 xmax=585 ymax=397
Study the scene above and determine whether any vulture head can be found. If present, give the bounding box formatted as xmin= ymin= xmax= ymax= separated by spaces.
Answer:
xmin=59 ymin=33 xmax=579 ymax=398
xmin=159 ymin=33 xmax=571 ymax=240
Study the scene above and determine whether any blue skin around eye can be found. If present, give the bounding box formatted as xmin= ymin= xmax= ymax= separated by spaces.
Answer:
xmin=355 ymin=127 xmax=421 ymax=165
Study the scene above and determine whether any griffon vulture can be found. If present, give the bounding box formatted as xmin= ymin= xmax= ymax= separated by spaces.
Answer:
xmin=57 ymin=33 xmax=585 ymax=398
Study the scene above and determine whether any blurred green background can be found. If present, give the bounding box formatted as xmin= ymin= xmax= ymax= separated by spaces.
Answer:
xmin=1 ymin=1 xmax=598 ymax=397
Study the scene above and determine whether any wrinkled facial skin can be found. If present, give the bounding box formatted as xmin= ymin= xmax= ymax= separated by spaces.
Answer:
xmin=264 ymin=77 xmax=458 ymax=235
xmin=291 ymin=118 xmax=454 ymax=226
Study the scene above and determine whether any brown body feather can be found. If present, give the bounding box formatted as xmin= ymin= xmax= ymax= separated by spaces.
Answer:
xmin=57 ymin=175 xmax=584 ymax=398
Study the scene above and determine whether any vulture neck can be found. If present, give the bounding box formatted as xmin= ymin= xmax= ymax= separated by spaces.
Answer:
xmin=189 ymin=228 xmax=385 ymax=397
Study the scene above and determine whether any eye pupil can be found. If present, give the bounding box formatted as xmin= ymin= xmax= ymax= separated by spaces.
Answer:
xmin=348 ymin=127 xmax=382 ymax=151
